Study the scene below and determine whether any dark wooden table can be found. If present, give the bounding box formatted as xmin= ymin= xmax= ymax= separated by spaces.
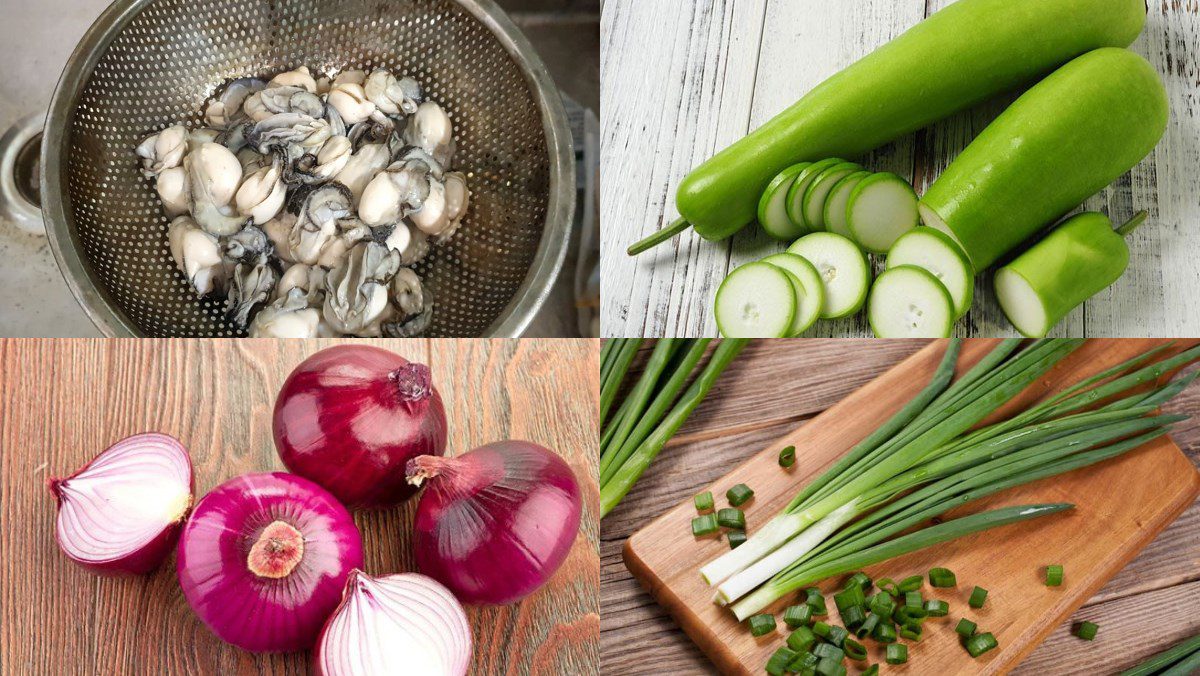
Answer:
xmin=0 ymin=338 xmax=599 ymax=675
xmin=601 ymin=339 xmax=1200 ymax=675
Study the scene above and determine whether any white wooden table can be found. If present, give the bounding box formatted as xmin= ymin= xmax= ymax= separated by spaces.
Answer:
xmin=599 ymin=0 xmax=1200 ymax=338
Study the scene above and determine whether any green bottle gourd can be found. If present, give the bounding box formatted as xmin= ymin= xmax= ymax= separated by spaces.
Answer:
xmin=995 ymin=211 xmax=1146 ymax=338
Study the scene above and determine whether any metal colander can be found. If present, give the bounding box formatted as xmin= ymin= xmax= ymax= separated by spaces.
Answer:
xmin=41 ymin=0 xmax=573 ymax=337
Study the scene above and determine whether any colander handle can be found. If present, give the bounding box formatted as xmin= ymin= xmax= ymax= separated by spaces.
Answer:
xmin=0 ymin=114 xmax=44 ymax=235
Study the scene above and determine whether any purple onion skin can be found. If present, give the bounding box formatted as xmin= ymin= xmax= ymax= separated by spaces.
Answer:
xmin=177 ymin=472 xmax=364 ymax=653
xmin=273 ymin=345 xmax=448 ymax=509
xmin=411 ymin=441 xmax=583 ymax=605
xmin=49 ymin=432 xmax=194 ymax=576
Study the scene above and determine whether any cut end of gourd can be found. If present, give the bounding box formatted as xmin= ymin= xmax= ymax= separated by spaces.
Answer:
xmin=868 ymin=265 xmax=954 ymax=338
xmin=917 ymin=203 xmax=968 ymax=258
xmin=715 ymin=262 xmax=796 ymax=338
xmin=995 ymin=267 xmax=1049 ymax=338
xmin=847 ymin=173 xmax=918 ymax=253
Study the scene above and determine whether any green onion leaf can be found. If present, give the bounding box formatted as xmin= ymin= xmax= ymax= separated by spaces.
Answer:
xmin=872 ymin=621 xmax=897 ymax=644
xmin=717 ymin=508 xmax=745 ymax=530
xmin=844 ymin=638 xmax=868 ymax=661
xmin=897 ymin=575 xmax=923 ymax=593
xmin=846 ymin=572 xmax=873 ymax=593
xmin=786 ymin=626 xmax=817 ymax=652
xmin=694 ymin=491 xmax=714 ymax=512
xmin=766 ymin=647 xmax=798 ymax=676
xmin=1074 ymin=621 xmax=1098 ymax=641
xmin=827 ymin=625 xmax=850 ymax=648
xmin=728 ymin=530 xmax=747 ymax=549
xmin=784 ymin=604 xmax=813 ymax=628
xmin=787 ymin=650 xmax=819 ymax=672
xmin=691 ymin=514 xmax=718 ymax=537
xmin=1046 ymin=564 xmax=1064 ymax=586
xmin=805 ymin=589 xmax=828 ymax=615
xmin=748 ymin=613 xmax=776 ymax=637
xmin=779 ymin=446 xmax=797 ymax=468
xmin=812 ymin=621 xmax=833 ymax=639
xmin=813 ymin=643 xmax=844 ymax=662
xmin=968 ymin=586 xmax=988 ymax=609
xmin=886 ymin=644 xmax=908 ymax=665
xmin=966 ymin=632 xmax=998 ymax=658
xmin=955 ymin=618 xmax=977 ymax=637
xmin=899 ymin=623 xmax=923 ymax=642
xmin=727 ymin=483 xmax=754 ymax=506
xmin=869 ymin=593 xmax=896 ymax=619
xmin=815 ymin=656 xmax=846 ymax=676
xmin=841 ymin=605 xmax=866 ymax=630
xmin=834 ymin=585 xmax=865 ymax=613
xmin=924 ymin=599 xmax=949 ymax=617
xmin=929 ymin=567 xmax=957 ymax=588
xmin=862 ymin=665 xmax=879 ymax=676
xmin=856 ymin=613 xmax=881 ymax=639
xmin=905 ymin=591 xmax=923 ymax=609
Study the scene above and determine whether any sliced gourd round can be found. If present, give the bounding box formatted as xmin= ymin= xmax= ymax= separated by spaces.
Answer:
xmin=715 ymin=261 xmax=797 ymax=338
xmin=787 ymin=232 xmax=871 ymax=319
xmin=847 ymin=172 xmax=920 ymax=254
xmin=868 ymin=265 xmax=955 ymax=338
xmin=886 ymin=227 xmax=975 ymax=318
xmin=757 ymin=163 xmax=811 ymax=241
xmin=761 ymin=253 xmax=826 ymax=336
xmin=785 ymin=158 xmax=844 ymax=231
xmin=802 ymin=161 xmax=862 ymax=232
xmin=823 ymin=170 xmax=871 ymax=240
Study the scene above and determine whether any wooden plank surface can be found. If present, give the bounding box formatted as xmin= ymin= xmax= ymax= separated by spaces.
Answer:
xmin=599 ymin=0 xmax=1200 ymax=338
xmin=0 ymin=338 xmax=599 ymax=675
xmin=601 ymin=339 xmax=1200 ymax=675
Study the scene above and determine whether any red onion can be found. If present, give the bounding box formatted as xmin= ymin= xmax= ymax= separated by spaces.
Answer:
xmin=315 ymin=570 xmax=472 ymax=676
xmin=177 ymin=472 xmax=363 ymax=652
xmin=273 ymin=345 xmax=448 ymax=509
xmin=407 ymin=440 xmax=582 ymax=605
xmin=49 ymin=432 xmax=193 ymax=575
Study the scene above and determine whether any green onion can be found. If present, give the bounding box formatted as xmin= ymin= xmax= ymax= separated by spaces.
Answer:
xmin=815 ymin=656 xmax=845 ymax=676
xmin=876 ymin=577 xmax=897 ymax=594
xmin=748 ymin=613 xmax=776 ymax=636
xmin=844 ymin=638 xmax=868 ymax=661
xmin=812 ymin=621 xmax=833 ymax=639
xmin=1119 ymin=633 xmax=1200 ymax=676
xmin=886 ymin=644 xmax=908 ymax=664
xmin=1074 ymin=621 xmax=1098 ymax=641
xmin=691 ymin=514 xmax=718 ymax=537
xmin=905 ymin=591 xmax=923 ymax=608
xmin=895 ymin=605 xmax=926 ymax=623
xmin=956 ymin=618 xmax=977 ymax=637
xmin=869 ymin=593 xmax=896 ymax=619
xmin=694 ymin=491 xmax=714 ymax=512
xmin=846 ymin=572 xmax=873 ymax=593
xmin=899 ymin=623 xmax=923 ymax=642
xmin=834 ymin=585 xmax=865 ymax=613
xmin=780 ymin=445 xmax=797 ymax=468
xmin=599 ymin=339 xmax=641 ymax=426
xmin=727 ymin=483 xmax=755 ymax=506
xmin=1046 ymin=564 xmax=1064 ymax=586
xmin=862 ymin=665 xmax=879 ymax=676
xmin=968 ymin=586 xmax=988 ymax=609
xmin=826 ymin=625 xmax=850 ymax=648
xmin=841 ymin=605 xmax=866 ymax=629
xmin=788 ymin=650 xmax=819 ymax=672
xmin=717 ymin=508 xmax=745 ymax=530
xmin=728 ymin=530 xmax=747 ymax=549
xmin=783 ymin=605 xmax=813 ymax=628
xmin=787 ymin=626 xmax=817 ymax=652
xmin=813 ymin=643 xmax=844 ymax=662
xmin=856 ymin=613 xmax=880 ymax=639
xmin=897 ymin=575 xmax=924 ymax=593
xmin=924 ymin=599 xmax=949 ymax=617
xmin=766 ymin=647 xmax=797 ymax=676
xmin=872 ymin=621 xmax=897 ymax=644
xmin=805 ymin=589 xmax=827 ymax=615
xmin=966 ymin=632 xmax=998 ymax=658
xmin=929 ymin=567 xmax=957 ymax=587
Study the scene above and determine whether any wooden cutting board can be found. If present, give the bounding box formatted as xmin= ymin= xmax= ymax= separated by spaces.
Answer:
xmin=624 ymin=339 xmax=1200 ymax=675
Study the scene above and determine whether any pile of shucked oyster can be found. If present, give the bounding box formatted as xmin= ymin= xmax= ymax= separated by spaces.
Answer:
xmin=136 ymin=66 xmax=469 ymax=337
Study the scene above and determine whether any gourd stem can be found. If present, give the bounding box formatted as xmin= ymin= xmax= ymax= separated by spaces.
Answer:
xmin=1116 ymin=210 xmax=1150 ymax=237
xmin=627 ymin=217 xmax=693 ymax=255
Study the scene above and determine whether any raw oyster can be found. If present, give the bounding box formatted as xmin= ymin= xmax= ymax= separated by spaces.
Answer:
xmin=402 ymin=101 xmax=455 ymax=167
xmin=235 ymin=155 xmax=287 ymax=224
xmin=155 ymin=166 xmax=190 ymax=218
xmin=365 ymin=69 xmax=422 ymax=116
xmin=248 ymin=287 xmax=320 ymax=338
xmin=269 ymin=66 xmax=318 ymax=93
xmin=167 ymin=215 xmax=224 ymax=295
xmin=136 ymin=125 xmax=188 ymax=177
xmin=205 ymin=77 xmax=266 ymax=129
xmin=382 ymin=285 xmax=434 ymax=337
xmin=327 ymin=82 xmax=377 ymax=125
xmin=357 ymin=148 xmax=442 ymax=226
xmin=287 ymin=183 xmax=353 ymax=265
xmin=226 ymin=252 xmax=277 ymax=329
xmin=323 ymin=241 xmax=400 ymax=336
xmin=333 ymin=143 xmax=391 ymax=202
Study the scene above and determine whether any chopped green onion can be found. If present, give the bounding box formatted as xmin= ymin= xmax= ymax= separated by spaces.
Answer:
xmin=886 ymin=644 xmax=908 ymax=665
xmin=924 ymin=599 xmax=949 ymax=617
xmin=966 ymin=632 xmax=998 ymax=658
xmin=779 ymin=445 xmax=797 ymax=468
xmin=841 ymin=605 xmax=866 ymax=629
xmin=876 ymin=577 xmax=897 ymax=594
xmin=834 ymin=585 xmax=865 ymax=613
xmin=694 ymin=491 xmax=714 ymax=512
xmin=905 ymin=591 xmax=923 ymax=609
xmin=846 ymin=572 xmax=873 ymax=593
xmin=727 ymin=483 xmax=754 ymax=506
xmin=815 ymin=657 xmax=846 ymax=676
xmin=748 ymin=613 xmax=776 ymax=636
xmin=869 ymin=593 xmax=896 ymax=619
xmin=862 ymin=666 xmax=879 ymax=676
xmin=787 ymin=626 xmax=817 ymax=652
xmin=784 ymin=604 xmax=814 ymax=628
xmin=691 ymin=514 xmax=718 ymax=537
xmin=872 ymin=621 xmax=897 ymax=644
xmin=956 ymin=618 xmax=977 ymax=637
xmin=1074 ymin=621 xmax=1098 ymax=641
xmin=787 ymin=650 xmax=819 ymax=673
xmin=968 ymin=586 xmax=988 ymax=609
xmin=899 ymin=623 xmax=923 ymax=642
xmin=812 ymin=621 xmax=833 ymax=639
xmin=844 ymin=638 xmax=868 ymax=661
xmin=766 ymin=647 xmax=798 ymax=676
xmin=813 ymin=643 xmax=844 ymax=662
xmin=856 ymin=613 xmax=881 ymax=639
xmin=728 ymin=530 xmax=747 ymax=549
xmin=929 ymin=567 xmax=957 ymax=588
xmin=717 ymin=508 xmax=745 ymax=530
xmin=897 ymin=575 xmax=923 ymax=593
xmin=895 ymin=604 xmax=927 ymax=623
xmin=805 ymin=589 xmax=828 ymax=615
xmin=1046 ymin=564 xmax=1064 ymax=586
xmin=827 ymin=625 xmax=850 ymax=647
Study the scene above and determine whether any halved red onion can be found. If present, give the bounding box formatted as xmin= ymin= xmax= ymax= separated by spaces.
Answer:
xmin=407 ymin=440 xmax=582 ymax=605
xmin=315 ymin=570 xmax=472 ymax=676
xmin=273 ymin=345 xmax=448 ymax=509
xmin=49 ymin=432 xmax=193 ymax=575
xmin=177 ymin=472 xmax=363 ymax=653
